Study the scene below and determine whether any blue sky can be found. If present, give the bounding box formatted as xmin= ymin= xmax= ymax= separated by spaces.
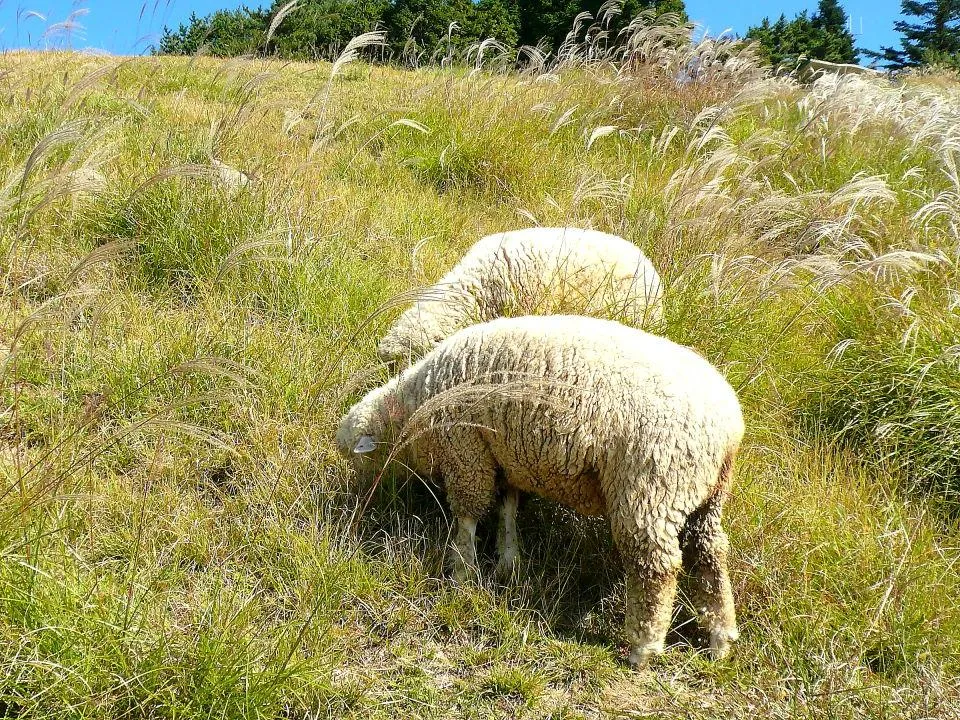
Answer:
xmin=686 ymin=0 xmax=904 ymax=57
xmin=0 ymin=0 xmax=907 ymax=57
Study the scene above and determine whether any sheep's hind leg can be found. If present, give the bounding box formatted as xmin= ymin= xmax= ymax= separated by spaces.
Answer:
xmin=495 ymin=487 xmax=520 ymax=580
xmin=624 ymin=557 xmax=681 ymax=666
xmin=681 ymin=491 xmax=738 ymax=659
xmin=611 ymin=512 xmax=682 ymax=665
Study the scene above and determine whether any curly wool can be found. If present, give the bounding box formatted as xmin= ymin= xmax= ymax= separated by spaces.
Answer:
xmin=338 ymin=315 xmax=744 ymax=665
xmin=377 ymin=227 xmax=663 ymax=364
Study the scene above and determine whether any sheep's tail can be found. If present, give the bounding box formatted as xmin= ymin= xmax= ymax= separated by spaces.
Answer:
xmin=716 ymin=442 xmax=739 ymax=498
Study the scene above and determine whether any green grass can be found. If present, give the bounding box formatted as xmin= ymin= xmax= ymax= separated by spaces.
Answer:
xmin=0 ymin=40 xmax=959 ymax=718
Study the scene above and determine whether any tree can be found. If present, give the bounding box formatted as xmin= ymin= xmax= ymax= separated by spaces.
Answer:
xmin=863 ymin=0 xmax=960 ymax=69
xmin=155 ymin=1 xmax=388 ymax=59
xmin=746 ymin=0 xmax=857 ymax=68
xmin=467 ymin=0 xmax=520 ymax=48
xmin=155 ymin=8 xmax=268 ymax=57
xmin=811 ymin=0 xmax=857 ymax=62
xmin=267 ymin=0 xmax=389 ymax=59
xmin=382 ymin=0 xmax=480 ymax=61
xmin=514 ymin=0 xmax=579 ymax=49
xmin=153 ymin=0 xmax=685 ymax=63
xmin=513 ymin=0 xmax=684 ymax=50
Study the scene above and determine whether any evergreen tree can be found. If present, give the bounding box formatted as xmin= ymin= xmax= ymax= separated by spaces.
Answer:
xmin=863 ymin=0 xmax=960 ymax=69
xmin=746 ymin=16 xmax=784 ymax=66
xmin=515 ymin=0 xmax=579 ymax=49
xmin=382 ymin=0 xmax=478 ymax=60
xmin=514 ymin=0 xmax=684 ymax=49
xmin=267 ymin=0 xmax=388 ymax=59
xmin=747 ymin=1 xmax=857 ymax=67
xmin=153 ymin=0 xmax=686 ymax=63
xmin=155 ymin=8 xmax=268 ymax=57
xmin=467 ymin=0 xmax=521 ymax=48
xmin=811 ymin=0 xmax=857 ymax=62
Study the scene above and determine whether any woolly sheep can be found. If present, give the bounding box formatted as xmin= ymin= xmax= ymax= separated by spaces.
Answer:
xmin=377 ymin=227 xmax=663 ymax=365
xmin=337 ymin=315 xmax=744 ymax=664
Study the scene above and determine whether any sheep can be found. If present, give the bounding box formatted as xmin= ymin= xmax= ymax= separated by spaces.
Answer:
xmin=337 ymin=315 xmax=744 ymax=664
xmin=377 ymin=227 xmax=663 ymax=365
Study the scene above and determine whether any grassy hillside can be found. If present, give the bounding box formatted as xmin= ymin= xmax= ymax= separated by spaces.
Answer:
xmin=1 ymin=28 xmax=959 ymax=718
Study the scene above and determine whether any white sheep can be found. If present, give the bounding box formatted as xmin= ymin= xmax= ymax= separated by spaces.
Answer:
xmin=377 ymin=227 xmax=663 ymax=364
xmin=338 ymin=315 xmax=744 ymax=664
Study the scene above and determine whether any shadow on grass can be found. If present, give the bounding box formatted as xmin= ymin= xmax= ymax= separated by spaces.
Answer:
xmin=350 ymin=473 xmax=709 ymax=655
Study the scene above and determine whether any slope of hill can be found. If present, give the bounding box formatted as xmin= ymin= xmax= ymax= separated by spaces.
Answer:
xmin=0 ymin=26 xmax=959 ymax=718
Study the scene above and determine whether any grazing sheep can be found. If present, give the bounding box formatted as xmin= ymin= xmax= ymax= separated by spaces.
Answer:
xmin=338 ymin=315 xmax=744 ymax=664
xmin=377 ymin=227 xmax=663 ymax=365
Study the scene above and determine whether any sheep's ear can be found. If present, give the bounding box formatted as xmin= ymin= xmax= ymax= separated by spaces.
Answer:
xmin=353 ymin=435 xmax=377 ymax=454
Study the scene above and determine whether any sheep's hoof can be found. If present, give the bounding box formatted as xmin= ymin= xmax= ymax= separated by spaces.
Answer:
xmin=708 ymin=627 xmax=739 ymax=659
xmin=628 ymin=640 xmax=665 ymax=667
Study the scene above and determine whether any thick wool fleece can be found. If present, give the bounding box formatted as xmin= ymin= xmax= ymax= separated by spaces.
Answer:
xmin=338 ymin=315 xmax=743 ymax=664
xmin=377 ymin=227 xmax=663 ymax=364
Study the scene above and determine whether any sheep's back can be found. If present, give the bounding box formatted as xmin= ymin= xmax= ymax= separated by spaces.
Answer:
xmin=441 ymin=228 xmax=663 ymax=324
xmin=400 ymin=316 xmax=742 ymax=513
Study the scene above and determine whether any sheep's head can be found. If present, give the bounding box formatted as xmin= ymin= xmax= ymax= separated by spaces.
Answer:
xmin=378 ymin=291 xmax=480 ymax=366
xmin=376 ymin=331 xmax=428 ymax=367
xmin=335 ymin=381 xmax=406 ymax=465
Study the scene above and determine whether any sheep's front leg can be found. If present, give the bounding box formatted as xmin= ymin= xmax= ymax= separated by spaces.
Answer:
xmin=496 ymin=487 xmax=520 ymax=579
xmin=437 ymin=428 xmax=498 ymax=584
xmin=452 ymin=516 xmax=479 ymax=583
xmin=681 ymin=492 xmax=738 ymax=658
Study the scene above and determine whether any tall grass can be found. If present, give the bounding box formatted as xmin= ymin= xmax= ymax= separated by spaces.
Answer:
xmin=0 ymin=12 xmax=959 ymax=718
xmin=806 ymin=279 xmax=960 ymax=505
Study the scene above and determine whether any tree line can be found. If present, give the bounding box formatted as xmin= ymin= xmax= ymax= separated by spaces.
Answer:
xmin=156 ymin=0 xmax=960 ymax=72
xmin=154 ymin=0 xmax=685 ymax=61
